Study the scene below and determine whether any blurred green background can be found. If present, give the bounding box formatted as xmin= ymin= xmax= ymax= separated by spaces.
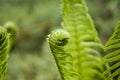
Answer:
xmin=0 ymin=0 xmax=120 ymax=80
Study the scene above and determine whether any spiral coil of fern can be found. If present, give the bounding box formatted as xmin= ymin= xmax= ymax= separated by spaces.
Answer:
xmin=48 ymin=29 xmax=80 ymax=80
xmin=102 ymin=21 xmax=120 ymax=80
xmin=3 ymin=21 xmax=17 ymax=51
xmin=0 ymin=26 xmax=9 ymax=80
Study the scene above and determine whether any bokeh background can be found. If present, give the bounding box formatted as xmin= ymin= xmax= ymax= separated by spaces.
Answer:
xmin=0 ymin=0 xmax=120 ymax=80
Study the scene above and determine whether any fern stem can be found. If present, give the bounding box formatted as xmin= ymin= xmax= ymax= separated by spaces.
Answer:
xmin=0 ymin=27 xmax=9 ymax=80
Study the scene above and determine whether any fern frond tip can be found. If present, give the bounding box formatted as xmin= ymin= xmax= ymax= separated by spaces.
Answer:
xmin=48 ymin=29 xmax=70 ymax=46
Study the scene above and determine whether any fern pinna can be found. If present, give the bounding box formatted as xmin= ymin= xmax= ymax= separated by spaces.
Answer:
xmin=102 ymin=22 xmax=120 ymax=80
xmin=0 ymin=27 xmax=9 ymax=80
xmin=48 ymin=0 xmax=106 ymax=80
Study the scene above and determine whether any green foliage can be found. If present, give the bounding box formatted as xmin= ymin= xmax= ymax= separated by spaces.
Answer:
xmin=102 ymin=21 xmax=120 ymax=80
xmin=48 ymin=0 xmax=120 ymax=80
xmin=48 ymin=29 xmax=76 ymax=80
xmin=48 ymin=0 xmax=106 ymax=80
xmin=3 ymin=21 xmax=17 ymax=51
xmin=0 ymin=27 xmax=9 ymax=80
xmin=0 ymin=22 xmax=16 ymax=80
xmin=0 ymin=0 xmax=119 ymax=80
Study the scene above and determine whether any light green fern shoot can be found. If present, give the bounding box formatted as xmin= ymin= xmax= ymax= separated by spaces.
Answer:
xmin=48 ymin=29 xmax=79 ymax=80
xmin=48 ymin=0 xmax=106 ymax=80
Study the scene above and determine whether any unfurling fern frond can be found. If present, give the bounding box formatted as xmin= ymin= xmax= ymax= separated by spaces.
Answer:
xmin=48 ymin=0 xmax=106 ymax=80
xmin=48 ymin=29 xmax=80 ymax=80
xmin=3 ymin=21 xmax=17 ymax=51
xmin=0 ymin=26 xmax=9 ymax=80
xmin=102 ymin=21 xmax=120 ymax=80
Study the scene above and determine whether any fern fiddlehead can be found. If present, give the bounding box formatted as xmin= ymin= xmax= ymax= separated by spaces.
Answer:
xmin=3 ymin=21 xmax=17 ymax=51
xmin=48 ymin=29 xmax=80 ymax=80
xmin=102 ymin=21 xmax=120 ymax=80
xmin=0 ymin=26 xmax=9 ymax=80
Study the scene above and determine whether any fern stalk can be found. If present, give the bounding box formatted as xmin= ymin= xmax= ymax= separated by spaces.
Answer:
xmin=0 ymin=27 xmax=9 ymax=80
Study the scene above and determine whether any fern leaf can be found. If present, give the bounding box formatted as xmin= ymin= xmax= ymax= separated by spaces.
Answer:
xmin=61 ymin=0 xmax=105 ymax=80
xmin=103 ymin=21 xmax=120 ymax=80
xmin=0 ymin=26 xmax=9 ymax=80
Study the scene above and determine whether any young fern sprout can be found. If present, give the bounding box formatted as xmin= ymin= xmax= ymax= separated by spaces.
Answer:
xmin=0 ymin=22 xmax=16 ymax=80
xmin=48 ymin=0 xmax=106 ymax=80
xmin=48 ymin=0 xmax=120 ymax=80
xmin=48 ymin=29 xmax=80 ymax=80
xmin=0 ymin=26 xmax=9 ymax=80
xmin=3 ymin=21 xmax=17 ymax=51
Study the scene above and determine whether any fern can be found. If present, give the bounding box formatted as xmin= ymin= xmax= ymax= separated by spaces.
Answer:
xmin=47 ymin=0 xmax=120 ymax=80
xmin=62 ymin=0 xmax=105 ymax=80
xmin=3 ymin=21 xmax=17 ymax=51
xmin=102 ymin=21 xmax=120 ymax=80
xmin=48 ymin=29 xmax=80 ymax=80
xmin=0 ymin=26 xmax=9 ymax=80
xmin=48 ymin=0 xmax=106 ymax=80
xmin=0 ymin=22 xmax=16 ymax=80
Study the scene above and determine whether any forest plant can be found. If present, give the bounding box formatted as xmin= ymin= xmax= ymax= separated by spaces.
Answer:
xmin=0 ymin=22 xmax=16 ymax=80
xmin=3 ymin=22 xmax=17 ymax=51
xmin=0 ymin=27 xmax=9 ymax=80
xmin=47 ymin=0 xmax=120 ymax=80
xmin=102 ymin=22 xmax=120 ymax=80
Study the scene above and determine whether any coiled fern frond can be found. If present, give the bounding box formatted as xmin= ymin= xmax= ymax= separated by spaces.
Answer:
xmin=102 ymin=21 xmax=120 ymax=80
xmin=0 ymin=22 xmax=16 ymax=80
xmin=3 ymin=21 xmax=17 ymax=51
xmin=48 ymin=29 xmax=80 ymax=80
xmin=48 ymin=0 xmax=106 ymax=80
xmin=0 ymin=26 xmax=9 ymax=80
